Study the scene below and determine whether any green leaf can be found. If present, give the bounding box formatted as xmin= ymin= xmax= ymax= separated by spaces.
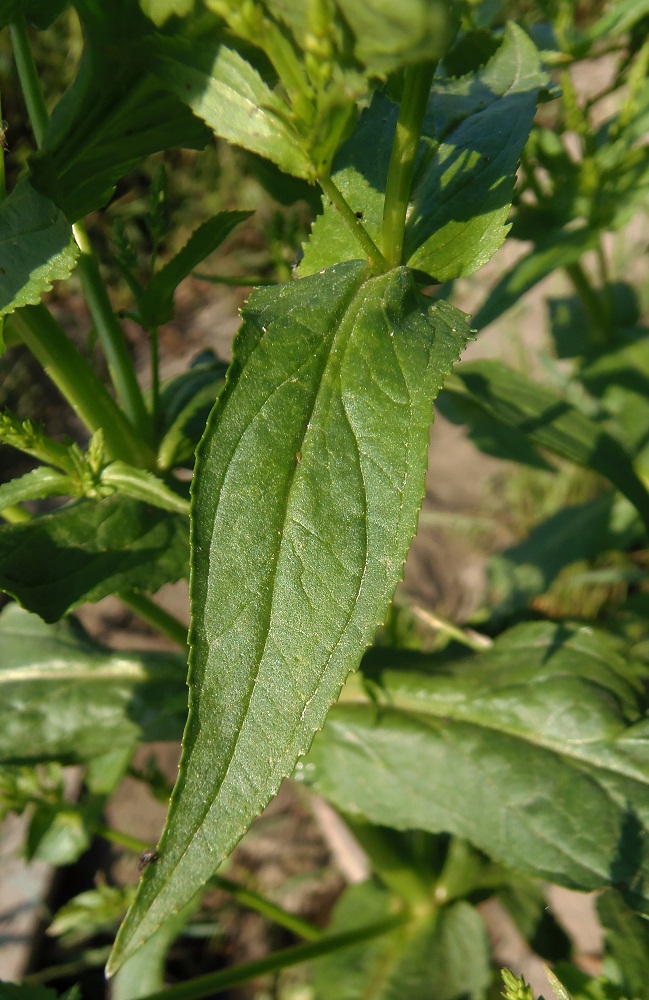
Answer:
xmin=0 ymin=467 xmax=74 ymax=515
xmin=586 ymin=0 xmax=649 ymax=42
xmin=151 ymin=34 xmax=314 ymax=180
xmin=0 ymin=179 xmax=79 ymax=318
xmin=111 ymin=898 xmax=199 ymax=1000
xmin=301 ymin=24 xmax=547 ymax=279
xmin=98 ymin=463 xmax=190 ymax=515
xmin=303 ymin=621 xmax=649 ymax=909
xmin=139 ymin=211 xmax=252 ymax=328
xmin=472 ymin=228 xmax=601 ymax=330
xmin=444 ymin=360 xmax=649 ymax=532
xmin=313 ymin=881 xmax=490 ymax=1000
xmin=0 ymin=983 xmax=78 ymax=1000
xmin=0 ymin=603 xmax=187 ymax=763
xmin=29 ymin=12 xmax=209 ymax=221
xmin=0 ymin=495 xmax=189 ymax=621
xmin=157 ymin=359 xmax=228 ymax=471
xmin=108 ymin=261 xmax=470 ymax=972
xmin=487 ymin=494 xmax=642 ymax=619
xmin=597 ymin=889 xmax=649 ymax=1000
xmin=337 ymin=0 xmax=460 ymax=76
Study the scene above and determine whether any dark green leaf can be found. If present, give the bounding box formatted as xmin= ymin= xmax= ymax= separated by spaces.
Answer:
xmin=597 ymin=890 xmax=649 ymax=1000
xmin=303 ymin=621 xmax=649 ymax=910
xmin=29 ymin=11 xmax=209 ymax=221
xmin=0 ymin=179 xmax=79 ymax=318
xmin=0 ymin=603 xmax=187 ymax=763
xmin=487 ymin=494 xmax=642 ymax=618
xmin=139 ymin=211 xmax=252 ymax=329
xmin=108 ymin=261 xmax=470 ymax=972
xmin=313 ymin=881 xmax=490 ymax=1000
xmin=472 ymin=228 xmax=600 ymax=330
xmin=301 ymin=24 xmax=547 ymax=280
xmin=337 ymin=0 xmax=460 ymax=76
xmin=444 ymin=360 xmax=649 ymax=532
xmin=0 ymin=495 xmax=189 ymax=621
xmin=0 ymin=983 xmax=78 ymax=1000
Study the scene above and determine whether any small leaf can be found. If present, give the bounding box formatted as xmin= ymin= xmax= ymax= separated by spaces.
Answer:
xmin=99 ymin=463 xmax=190 ymax=515
xmin=139 ymin=211 xmax=252 ymax=328
xmin=108 ymin=261 xmax=470 ymax=972
xmin=0 ymin=178 xmax=79 ymax=318
xmin=444 ymin=359 xmax=649 ymax=532
xmin=151 ymin=35 xmax=313 ymax=179
xmin=0 ymin=467 xmax=74 ymax=515
xmin=0 ymin=603 xmax=187 ymax=763
xmin=303 ymin=621 xmax=649 ymax=911
xmin=0 ymin=495 xmax=189 ymax=621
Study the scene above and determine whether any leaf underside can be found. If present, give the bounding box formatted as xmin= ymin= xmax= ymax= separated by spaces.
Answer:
xmin=108 ymin=260 xmax=470 ymax=971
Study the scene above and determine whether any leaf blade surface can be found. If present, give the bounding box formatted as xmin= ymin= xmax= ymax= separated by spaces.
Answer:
xmin=108 ymin=260 xmax=470 ymax=971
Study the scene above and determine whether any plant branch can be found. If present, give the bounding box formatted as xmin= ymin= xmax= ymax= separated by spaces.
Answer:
xmin=565 ymin=261 xmax=611 ymax=345
xmin=317 ymin=174 xmax=389 ymax=272
xmin=382 ymin=62 xmax=436 ymax=267
xmin=210 ymin=874 xmax=322 ymax=942
xmin=118 ymin=591 xmax=189 ymax=651
xmin=73 ymin=225 xmax=153 ymax=444
xmin=135 ymin=914 xmax=408 ymax=1000
xmin=8 ymin=306 xmax=154 ymax=466
xmin=9 ymin=15 xmax=48 ymax=147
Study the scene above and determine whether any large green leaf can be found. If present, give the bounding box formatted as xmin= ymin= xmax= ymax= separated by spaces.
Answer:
xmin=313 ymin=881 xmax=490 ymax=1000
xmin=0 ymin=495 xmax=189 ymax=621
xmin=108 ymin=260 xmax=470 ymax=972
xmin=444 ymin=360 xmax=649 ymax=532
xmin=303 ymin=621 xmax=649 ymax=910
xmin=300 ymin=23 xmax=546 ymax=280
xmin=0 ymin=179 xmax=79 ymax=318
xmin=0 ymin=603 xmax=187 ymax=763
xmin=29 ymin=5 xmax=209 ymax=221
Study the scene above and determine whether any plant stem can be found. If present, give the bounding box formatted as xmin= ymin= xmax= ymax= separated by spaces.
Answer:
xmin=193 ymin=273 xmax=277 ymax=287
xmin=411 ymin=604 xmax=492 ymax=651
xmin=317 ymin=174 xmax=389 ymax=272
xmin=135 ymin=914 xmax=408 ymax=1000
xmin=565 ymin=261 xmax=610 ymax=345
xmin=73 ymin=225 xmax=153 ymax=443
xmin=382 ymin=62 xmax=436 ymax=268
xmin=10 ymin=19 xmax=152 ymax=452
xmin=8 ymin=305 xmax=154 ymax=467
xmin=118 ymin=591 xmax=188 ymax=650
xmin=96 ymin=825 xmax=151 ymax=854
xmin=9 ymin=16 xmax=48 ymax=147
xmin=210 ymin=874 xmax=321 ymax=942
xmin=1 ymin=505 xmax=31 ymax=524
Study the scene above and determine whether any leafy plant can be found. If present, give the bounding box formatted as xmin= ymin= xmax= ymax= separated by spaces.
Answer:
xmin=2 ymin=0 xmax=649 ymax=997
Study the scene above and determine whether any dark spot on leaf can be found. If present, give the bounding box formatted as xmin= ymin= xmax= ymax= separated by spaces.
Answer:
xmin=138 ymin=849 xmax=159 ymax=872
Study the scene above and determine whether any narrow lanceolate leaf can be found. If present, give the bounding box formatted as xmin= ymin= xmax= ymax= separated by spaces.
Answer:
xmin=108 ymin=260 xmax=470 ymax=972
xmin=444 ymin=360 xmax=649 ymax=533
xmin=0 ymin=603 xmax=187 ymax=764
xmin=0 ymin=178 xmax=78 ymax=318
xmin=303 ymin=621 xmax=649 ymax=911
xmin=0 ymin=495 xmax=189 ymax=622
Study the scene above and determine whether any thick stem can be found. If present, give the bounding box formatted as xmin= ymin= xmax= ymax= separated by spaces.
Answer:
xmin=73 ymin=225 xmax=153 ymax=443
xmin=317 ymin=174 xmax=389 ymax=272
xmin=382 ymin=62 xmax=436 ymax=268
xmin=118 ymin=591 xmax=188 ymax=651
xmin=344 ymin=817 xmax=433 ymax=914
xmin=9 ymin=306 xmax=154 ymax=467
xmin=9 ymin=16 xmax=48 ymax=147
xmin=134 ymin=914 xmax=408 ymax=1000
xmin=565 ymin=261 xmax=611 ymax=346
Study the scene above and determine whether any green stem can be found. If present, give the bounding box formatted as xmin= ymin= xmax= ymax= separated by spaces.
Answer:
xmin=118 ymin=591 xmax=188 ymax=650
xmin=210 ymin=874 xmax=321 ymax=942
xmin=565 ymin=261 xmax=611 ymax=345
xmin=96 ymin=825 xmax=151 ymax=855
xmin=73 ymin=225 xmax=153 ymax=444
xmin=136 ymin=914 xmax=408 ymax=1000
xmin=382 ymin=62 xmax=437 ymax=268
xmin=317 ymin=174 xmax=389 ymax=272
xmin=8 ymin=305 xmax=154 ymax=466
xmin=1 ymin=505 xmax=31 ymax=524
xmin=193 ymin=273 xmax=277 ymax=287
xmin=9 ymin=16 xmax=48 ymax=147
